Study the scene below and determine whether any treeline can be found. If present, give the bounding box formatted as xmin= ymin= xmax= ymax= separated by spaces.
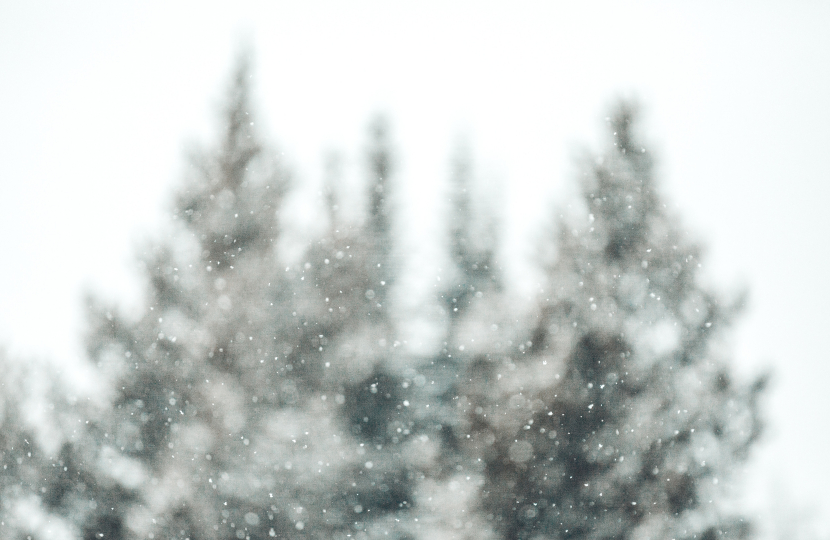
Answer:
xmin=0 ymin=57 xmax=764 ymax=540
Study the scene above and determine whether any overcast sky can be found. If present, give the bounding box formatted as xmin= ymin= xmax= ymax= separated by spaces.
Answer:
xmin=1 ymin=2 xmax=828 ymax=537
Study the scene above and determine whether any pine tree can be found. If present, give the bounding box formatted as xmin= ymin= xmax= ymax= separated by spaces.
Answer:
xmin=82 ymin=58 xmax=422 ymax=540
xmin=0 ymin=352 xmax=58 ymax=538
xmin=84 ymin=57 xmax=347 ymax=540
xmin=407 ymin=145 xmax=507 ymax=539
xmin=469 ymin=102 xmax=765 ymax=540
xmin=300 ymin=114 xmax=429 ymax=539
xmin=0 ymin=351 xmax=94 ymax=540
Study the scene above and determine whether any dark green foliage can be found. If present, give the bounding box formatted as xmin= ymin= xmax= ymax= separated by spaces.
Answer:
xmin=344 ymin=369 xmax=411 ymax=444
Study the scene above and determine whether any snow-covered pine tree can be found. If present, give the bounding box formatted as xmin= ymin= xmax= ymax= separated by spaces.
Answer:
xmin=0 ymin=352 xmax=77 ymax=540
xmin=469 ymin=103 xmax=765 ymax=540
xmin=298 ymin=115 xmax=434 ymax=539
xmin=82 ymin=58 xmax=413 ymax=540
xmin=395 ymin=145 xmax=507 ymax=539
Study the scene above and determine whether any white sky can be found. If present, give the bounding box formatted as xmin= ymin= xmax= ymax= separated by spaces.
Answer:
xmin=1 ymin=2 xmax=828 ymax=537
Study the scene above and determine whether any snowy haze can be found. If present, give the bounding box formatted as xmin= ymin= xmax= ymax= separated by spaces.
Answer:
xmin=1 ymin=2 xmax=829 ymax=537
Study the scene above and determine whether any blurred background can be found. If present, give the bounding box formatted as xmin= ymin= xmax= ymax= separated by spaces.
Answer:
xmin=1 ymin=2 xmax=828 ymax=537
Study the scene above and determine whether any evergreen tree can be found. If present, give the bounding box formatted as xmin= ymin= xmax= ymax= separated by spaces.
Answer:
xmin=0 ymin=351 xmax=98 ymax=540
xmin=83 ymin=59 xmax=420 ymax=540
xmin=407 ymin=145 xmax=507 ymax=539
xmin=300 ymin=114 xmax=428 ymax=539
xmin=84 ymin=58 xmax=342 ymax=540
xmin=0 ymin=351 xmax=60 ymax=539
xmin=467 ymin=103 xmax=765 ymax=540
